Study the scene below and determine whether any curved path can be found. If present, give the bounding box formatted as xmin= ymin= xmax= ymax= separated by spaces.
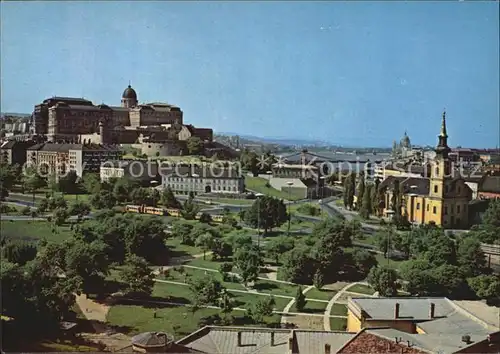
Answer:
xmin=323 ymin=282 xmax=375 ymax=331
xmin=280 ymin=285 xmax=314 ymax=325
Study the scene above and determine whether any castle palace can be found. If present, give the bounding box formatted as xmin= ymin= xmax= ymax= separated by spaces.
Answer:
xmin=32 ymin=85 xmax=213 ymax=149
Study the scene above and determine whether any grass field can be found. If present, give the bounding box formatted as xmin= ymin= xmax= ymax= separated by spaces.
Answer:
xmin=165 ymin=266 xmax=246 ymax=291
xmin=347 ymin=284 xmax=375 ymax=295
xmin=164 ymin=238 xmax=203 ymax=258
xmin=305 ymin=288 xmax=337 ymax=302
xmin=289 ymin=300 xmax=328 ymax=314
xmin=329 ymin=303 xmax=348 ymax=316
xmin=373 ymin=254 xmax=405 ymax=270
xmin=0 ymin=220 xmax=74 ymax=244
xmin=330 ymin=317 xmax=347 ymax=331
xmin=245 ymin=177 xmax=303 ymax=201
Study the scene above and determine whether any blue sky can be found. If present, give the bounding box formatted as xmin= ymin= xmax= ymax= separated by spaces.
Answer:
xmin=1 ymin=1 xmax=498 ymax=148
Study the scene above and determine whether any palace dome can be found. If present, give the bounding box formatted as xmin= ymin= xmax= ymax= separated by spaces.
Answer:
xmin=122 ymin=85 xmax=137 ymax=100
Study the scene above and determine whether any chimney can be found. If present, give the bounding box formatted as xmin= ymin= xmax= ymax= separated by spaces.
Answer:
xmin=429 ymin=303 xmax=435 ymax=319
xmin=288 ymin=337 xmax=293 ymax=352
xmin=271 ymin=332 xmax=275 ymax=347
xmin=394 ymin=303 xmax=400 ymax=319
xmin=325 ymin=343 xmax=331 ymax=354
xmin=237 ymin=331 xmax=242 ymax=347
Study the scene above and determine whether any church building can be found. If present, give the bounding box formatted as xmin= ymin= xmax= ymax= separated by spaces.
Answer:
xmin=380 ymin=111 xmax=472 ymax=229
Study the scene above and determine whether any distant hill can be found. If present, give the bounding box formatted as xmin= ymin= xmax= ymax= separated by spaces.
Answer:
xmin=1 ymin=112 xmax=31 ymax=119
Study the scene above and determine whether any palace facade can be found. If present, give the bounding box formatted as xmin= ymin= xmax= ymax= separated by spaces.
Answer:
xmin=32 ymin=85 xmax=212 ymax=147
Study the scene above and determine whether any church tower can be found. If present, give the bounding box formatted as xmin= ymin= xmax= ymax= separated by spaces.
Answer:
xmin=429 ymin=110 xmax=451 ymax=199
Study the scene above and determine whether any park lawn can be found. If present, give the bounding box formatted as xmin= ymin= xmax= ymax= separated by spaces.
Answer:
xmin=0 ymin=220 xmax=74 ymax=244
xmin=306 ymin=288 xmax=338 ymax=302
xmin=289 ymin=300 xmax=328 ymax=314
xmin=245 ymin=177 xmax=303 ymax=201
xmin=251 ymin=279 xmax=299 ymax=297
xmin=329 ymin=303 xmax=348 ymax=316
xmin=347 ymin=284 xmax=375 ymax=295
xmin=62 ymin=194 xmax=91 ymax=202
xmin=334 ymin=199 xmax=344 ymax=206
xmin=152 ymin=282 xmax=194 ymax=303
xmin=373 ymin=254 xmax=404 ymax=270
xmin=185 ymin=258 xmax=225 ymax=270
xmin=228 ymin=291 xmax=290 ymax=312
xmin=107 ymin=304 xmax=281 ymax=337
xmin=330 ymin=317 xmax=347 ymax=331
xmin=106 ymin=304 xmax=224 ymax=337
xmin=165 ymin=238 xmax=203 ymax=257
xmin=165 ymin=266 xmax=246 ymax=291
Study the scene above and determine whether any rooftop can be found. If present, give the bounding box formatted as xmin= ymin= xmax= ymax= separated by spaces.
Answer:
xmin=479 ymin=175 xmax=500 ymax=193
xmin=176 ymin=326 xmax=357 ymax=354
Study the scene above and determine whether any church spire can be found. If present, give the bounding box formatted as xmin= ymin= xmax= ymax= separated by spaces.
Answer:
xmin=436 ymin=109 xmax=450 ymax=156
xmin=440 ymin=110 xmax=448 ymax=137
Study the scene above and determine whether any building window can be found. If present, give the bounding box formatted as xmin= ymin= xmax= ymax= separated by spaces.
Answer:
xmin=444 ymin=206 xmax=448 ymax=215
xmin=433 ymin=206 xmax=437 ymax=214
xmin=434 ymin=185 xmax=438 ymax=193
xmin=416 ymin=203 xmax=420 ymax=210
xmin=458 ymin=187 xmax=461 ymax=194
xmin=435 ymin=167 xmax=440 ymax=176
xmin=457 ymin=205 xmax=460 ymax=213
xmin=426 ymin=204 xmax=429 ymax=211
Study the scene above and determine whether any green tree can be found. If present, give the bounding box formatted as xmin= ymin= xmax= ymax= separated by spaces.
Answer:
xmin=119 ymin=255 xmax=154 ymax=296
xmin=63 ymin=239 xmax=110 ymax=296
xmin=367 ymin=266 xmax=398 ymax=297
xmin=247 ymin=296 xmax=276 ymax=323
xmin=82 ymin=173 xmax=101 ymax=194
xmin=171 ymin=221 xmax=195 ymax=245
xmin=187 ymin=136 xmax=204 ymax=155
xmin=211 ymin=238 xmax=233 ymax=261
xmin=53 ymin=207 xmax=69 ymax=226
xmin=343 ymin=173 xmax=356 ymax=209
xmin=112 ymin=177 xmax=137 ymax=204
xmin=90 ymin=189 xmax=116 ymax=209
xmin=0 ymin=163 xmax=16 ymax=200
xmin=265 ymin=236 xmax=295 ymax=265
xmin=195 ymin=232 xmax=214 ymax=260
xmin=467 ymin=275 xmax=500 ymax=302
xmin=58 ymin=171 xmax=78 ymax=194
xmin=352 ymin=249 xmax=378 ymax=277
xmin=68 ymin=200 xmax=91 ymax=222
xmin=161 ymin=186 xmax=181 ymax=208
xmin=457 ymin=237 xmax=488 ymax=277
xmin=359 ymin=184 xmax=372 ymax=219
xmin=234 ymin=245 xmax=261 ymax=286
xmin=294 ymin=286 xmax=306 ymax=312
xmin=1 ymin=242 xmax=37 ymax=266
xmin=313 ymin=270 xmax=324 ymax=289
xmin=356 ymin=174 xmax=365 ymax=211
xmin=23 ymin=166 xmax=46 ymax=197
xmin=130 ymin=187 xmax=151 ymax=205
xmin=181 ymin=194 xmax=199 ymax=220
xmin=279 ymin=246 xmax=316 ymax=284
xmin=244 ymin=196 xmax=288 ymax=234
xmin=199 ymin=212 xmax=212 ymax=223
xmin=189 ymin=275 xmax=224 ymax=309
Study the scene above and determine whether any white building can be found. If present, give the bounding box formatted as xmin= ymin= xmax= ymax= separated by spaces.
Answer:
xmin=161 ymin=164 xmax=244 ymax=195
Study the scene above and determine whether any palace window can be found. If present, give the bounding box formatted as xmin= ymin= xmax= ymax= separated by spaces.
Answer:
xmin=457 ymin=205 xmax=460 ymax=213
xmin=434 ymin=185 xmax=438 ymax=193
xmin=426 ymin=204 xmax=429 ymax=211
xmin=433 ymin=206 xmax=437 ymax=214
xmin=444 ymin=206 xmax=448 ymax=215
xmin=416 ymin=203 xmax=420 ymax=210
xmin=435 ymin=167 xmax=440 ymax=176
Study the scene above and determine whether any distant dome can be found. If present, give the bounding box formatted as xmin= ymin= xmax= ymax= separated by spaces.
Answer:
xmin=400 ymin=132 xmax=411 ymax=148
xmin=122 ymin=85 xmax=137 ymax=100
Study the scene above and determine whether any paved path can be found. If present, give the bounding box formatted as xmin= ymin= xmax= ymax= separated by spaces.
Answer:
xmin=184 ymin=264 xmax=297 ymax=285
xmin=323 ymin=282 xmax=374 ymax=331
xmin=75 ymin=293 xmax=110 ymax=322
xmin=154 ymin=278 xmax=327 ymax=303
xmin=281 ymin=285 xmax=314 ymax=325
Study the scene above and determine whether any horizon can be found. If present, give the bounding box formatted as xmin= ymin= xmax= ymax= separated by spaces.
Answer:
xmin=1 ymin=1 xmax=498 ymax=148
